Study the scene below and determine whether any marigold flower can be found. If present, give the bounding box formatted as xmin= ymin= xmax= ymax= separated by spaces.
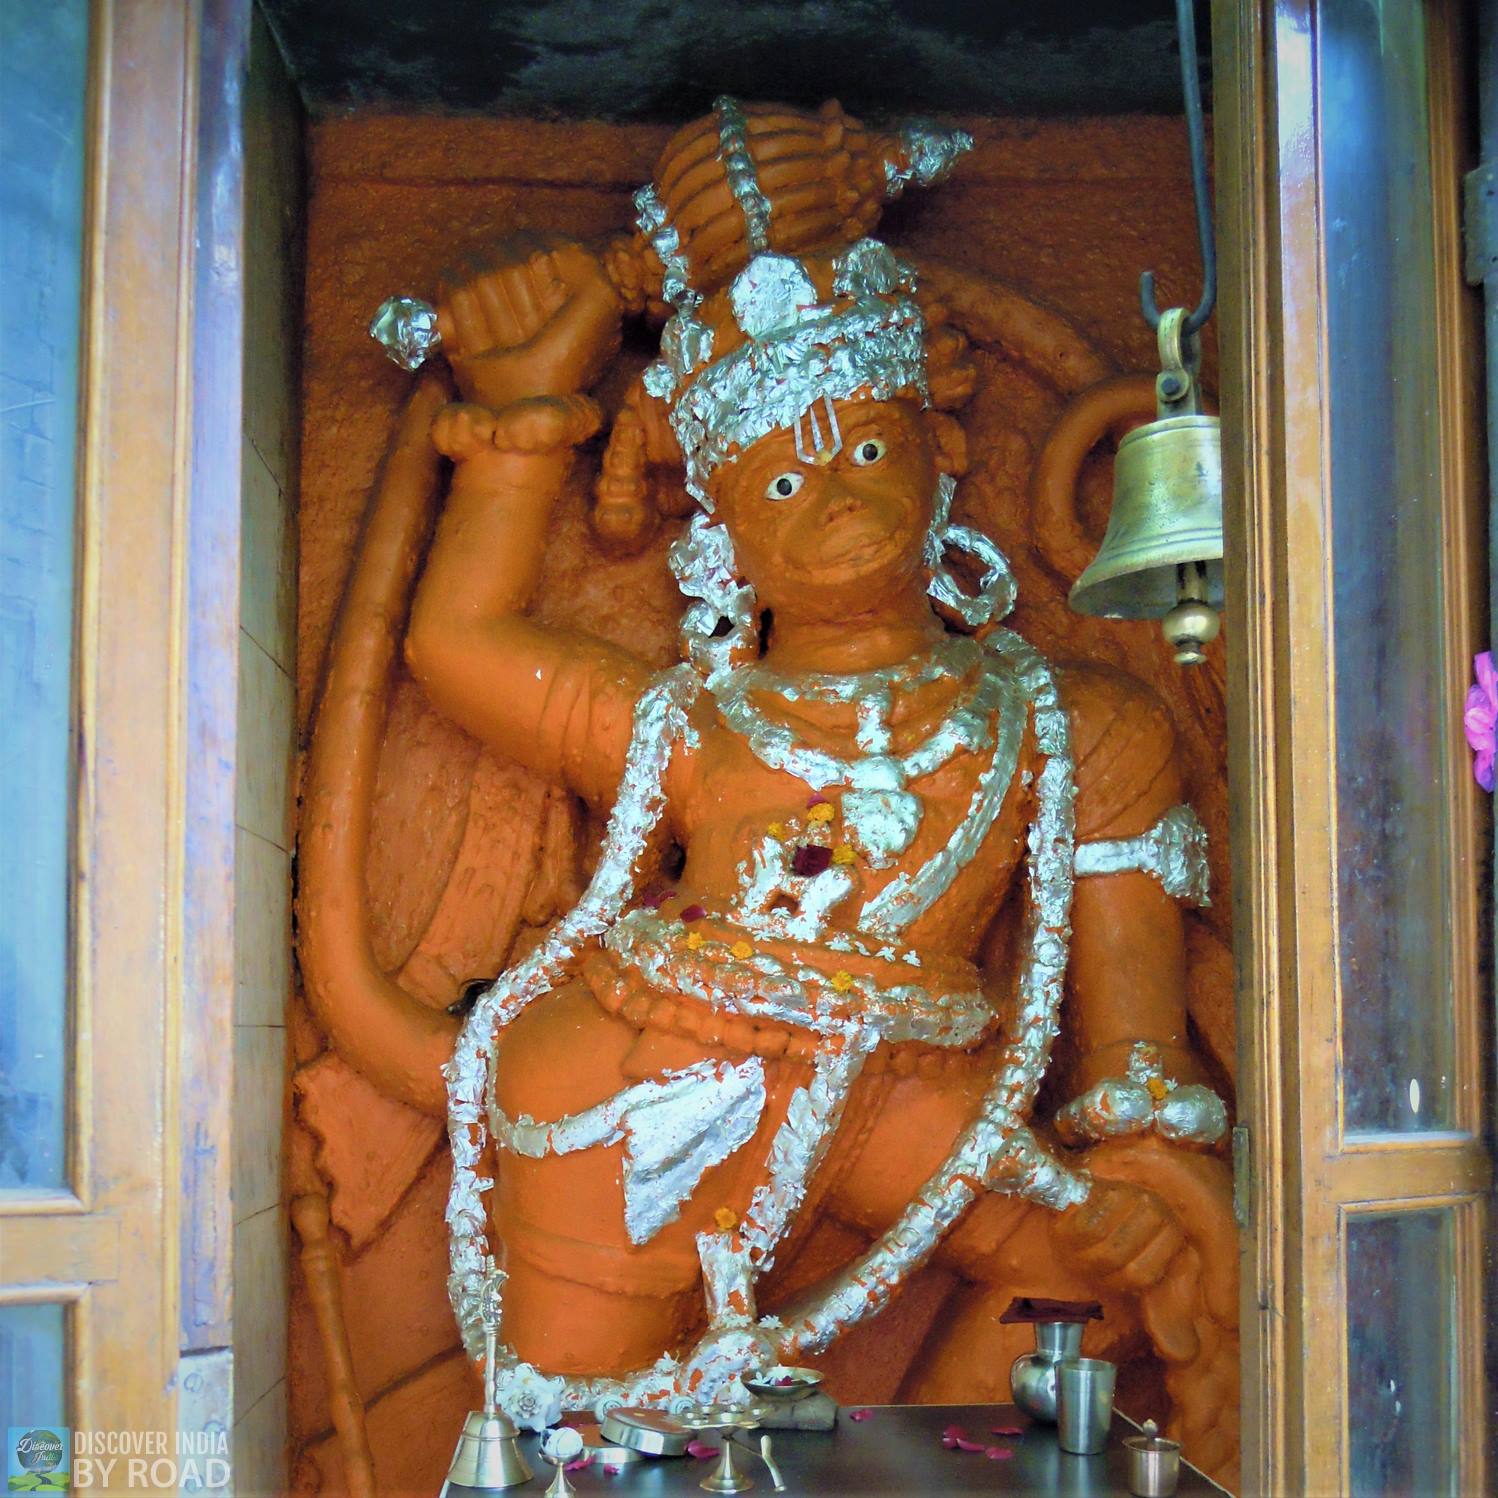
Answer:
xmin=730 ymin=940 xmax=753 ymax=959
xmin=1146 ymin=1076 xmax=1171 ymax=1103
xmin=685 ymin=930 xmax=705 ymax=950
xmin=830 ymin=969 xmax=854 ymax=993
xmin=714 ymin=1206 xmax=738 ymax=1231
xmin=767 ymin=821 xmax=786 ymax=839
xmin=832 ymin=843 xmax=856 ymax=865
xmin=807 ymin=802 xmax=835 ymax=824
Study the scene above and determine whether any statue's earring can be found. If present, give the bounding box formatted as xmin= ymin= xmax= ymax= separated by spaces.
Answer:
xmin=923 ymin=474 xmax=1017 ymax=626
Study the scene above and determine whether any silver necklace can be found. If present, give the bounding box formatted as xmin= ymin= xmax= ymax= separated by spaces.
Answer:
xmin=711 ymin=635 xmax=1002 ymax=866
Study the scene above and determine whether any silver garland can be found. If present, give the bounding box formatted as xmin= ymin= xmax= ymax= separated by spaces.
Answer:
xmin=443 ymin=665 xmax=701 ymax=1363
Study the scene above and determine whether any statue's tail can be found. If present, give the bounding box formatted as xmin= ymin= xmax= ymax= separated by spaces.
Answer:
xmin=298 ymin=374 xmax=458 ymax=1117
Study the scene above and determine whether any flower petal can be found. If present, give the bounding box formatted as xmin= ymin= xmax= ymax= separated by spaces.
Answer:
xmin=954 ymin=1437 xmax=986 ymax=1453
xmin=686 ymin=1440 xmax=718 ymax=1460
xmin=990 ymin=1424 xmax=1025 ymax=1437
xmin=1476 ymin=651 xmax=1497 ymax=705
xmin=985 ymin=1446 xmax=1014 ymax=1461
xmin=848 ymin=1408 xmax=873 ymax=1423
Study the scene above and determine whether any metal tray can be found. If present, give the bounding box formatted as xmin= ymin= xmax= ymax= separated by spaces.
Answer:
xmin=599 ymin=1407 xmax=692 ymax=1457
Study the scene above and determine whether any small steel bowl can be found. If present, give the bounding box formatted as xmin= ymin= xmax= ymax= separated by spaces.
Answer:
xmin=741 ymin=1366 xmax=825 ymax=1405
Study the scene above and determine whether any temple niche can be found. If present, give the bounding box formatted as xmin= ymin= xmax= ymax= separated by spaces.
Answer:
xmin=287 ymin=106 xmax=1235 ymax=1495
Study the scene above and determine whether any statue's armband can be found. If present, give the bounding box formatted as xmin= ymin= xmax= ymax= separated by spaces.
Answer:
xmin=1060 ymin=805 xmax=1222 ymax=1148
xmin=1072 ymin=802 xmax=1210 ymax=906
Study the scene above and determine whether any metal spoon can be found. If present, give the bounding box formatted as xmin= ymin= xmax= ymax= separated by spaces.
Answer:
xmin=759 ymin=1434 xmax=786 ymax=1492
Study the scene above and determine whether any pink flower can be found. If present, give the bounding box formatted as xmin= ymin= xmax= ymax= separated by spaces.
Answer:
xmin=603 ymin=1464 xmax=621 ymax=1477
xmin=686 ymin=1440 xmax=718 ymax=1460
xmin=564 ymin=1454 xmax=593 ymax=1472
xmin=1465 ymin=652 xmax=1498 ymax=791
xmin=848 ymin=1408 xmax=873 ymax=1423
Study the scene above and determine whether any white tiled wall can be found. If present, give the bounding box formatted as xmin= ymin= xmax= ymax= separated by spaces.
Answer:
xmin=233 ymin=8 xmax=302 ymax=1493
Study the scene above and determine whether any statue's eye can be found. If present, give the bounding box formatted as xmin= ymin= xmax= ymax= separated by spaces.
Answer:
xmin=765 ymin=472 xmax=805 ymax=501
xmin=851 ymin=438 xmax=886 ymax=466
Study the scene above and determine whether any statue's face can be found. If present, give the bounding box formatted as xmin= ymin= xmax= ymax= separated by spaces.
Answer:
xmin=710 ymin=396 xmax=938 ymax=624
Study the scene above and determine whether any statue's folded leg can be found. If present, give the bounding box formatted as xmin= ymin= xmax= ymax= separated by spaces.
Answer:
xmin=823 ymin=1059 xmax=1148 ymax=1401
xmin=487 ymin=977 xmax=813 ymax=1376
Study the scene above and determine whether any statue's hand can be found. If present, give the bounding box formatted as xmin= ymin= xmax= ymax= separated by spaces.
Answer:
xmin=1050 ymin=1136 xmax=1238 ymax=1478
xmin=437 ymin=233 xmax=621 ymax=411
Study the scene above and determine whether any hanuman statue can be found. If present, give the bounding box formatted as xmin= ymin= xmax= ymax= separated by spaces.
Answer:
xmin=300 ymin=99 xmax=1238 ymax=1483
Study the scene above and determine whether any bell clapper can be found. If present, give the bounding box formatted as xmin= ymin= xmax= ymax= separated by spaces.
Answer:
xmin=1163 ymin=560 xmax=1221 ymax=666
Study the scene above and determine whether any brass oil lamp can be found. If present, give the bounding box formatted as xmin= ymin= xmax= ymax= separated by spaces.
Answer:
xmin=1069 ymin=0 xmax=1224 ymax=666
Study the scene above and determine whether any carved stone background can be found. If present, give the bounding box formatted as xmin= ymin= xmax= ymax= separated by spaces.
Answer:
xmin=288 ymin=113 xmax=1230 ymax=1495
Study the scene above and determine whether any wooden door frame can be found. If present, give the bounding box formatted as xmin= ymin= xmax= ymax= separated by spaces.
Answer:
xmin=0 ymin=0 xmax=247 ymax=1449
xmin=1215 ymin=0 xmax=1490 ymax=1491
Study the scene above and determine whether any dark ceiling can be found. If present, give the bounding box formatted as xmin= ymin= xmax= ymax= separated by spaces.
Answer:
xmin=259 ymin=0 xmax=1210 ymax=121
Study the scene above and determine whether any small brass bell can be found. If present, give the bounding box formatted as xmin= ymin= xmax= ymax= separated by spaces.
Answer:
xmin=439 ymin=1272 xmax=533 ymax=1494
xmin=1070 ymin=307 xmax=1224 ymax=666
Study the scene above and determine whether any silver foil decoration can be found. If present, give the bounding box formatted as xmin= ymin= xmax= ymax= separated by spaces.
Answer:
xmin=765 ymin=628 xmax=1087 ymax=1360
xmin=832 ymin=238 xmax=916 ymax=299
xmin=490 ymin=1057 xmax=767 ymax=1245
xmin=633 ymin=183 xmax=700 ymax=312
xmin=1074 ymin=803 xmax=1211 ymax=906
xmin=369 ymin=294 xmax=442 ymax=371
xmin=605 ymin=910 xmax=992 ymax=1049
xmin=857 ymin=661 xmax=1025 ymax=935
xmin=737 ymin=1032 xmax=878 ymax=1271
xmin=710 ymin=559 xmax=998 ymax=797
xmin=444 ymin=666 xmax=702 ymax=1366
xmin=1054 ymin=1041 xmax=1228 ymax=1148
xmin=923 ymin=473 xmax=1018 ymax=626
xmin=674 ymin=247 xmax=928 ymax=503
xmin=730 ymin=253 xmax=818 ymax=338
xmin=884 ymin=121 xmax=976 ymax=199
xmin=715 ymin=96 xmax=774 ymax=254
xmin=668 ymin=511 xmax=758 ymax=680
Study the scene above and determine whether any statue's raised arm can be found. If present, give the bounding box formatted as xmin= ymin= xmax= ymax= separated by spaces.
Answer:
xmin=405 ymin=235 xmax=648 ymax=808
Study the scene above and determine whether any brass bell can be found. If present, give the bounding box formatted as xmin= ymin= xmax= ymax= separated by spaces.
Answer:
xmin=439 ymin=1272 xmax=533 ymax=1494
xmin=1070 ymin=307 xmax=1224 ymax=666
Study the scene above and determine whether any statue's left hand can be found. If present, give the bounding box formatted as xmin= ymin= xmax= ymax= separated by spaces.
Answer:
xmin=1049 ymin=1135 xmax=1238 ymax=1477
xmin=437 ymin=233 xmax=622 ymax=412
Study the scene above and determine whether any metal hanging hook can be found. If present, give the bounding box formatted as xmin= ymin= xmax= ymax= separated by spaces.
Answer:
xmin=1140 ymin=0 xmax=1216 ymax=334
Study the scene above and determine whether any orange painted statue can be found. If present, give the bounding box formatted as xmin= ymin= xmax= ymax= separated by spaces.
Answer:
xmin=299 ymin=99 xmax=1238 ymax=1483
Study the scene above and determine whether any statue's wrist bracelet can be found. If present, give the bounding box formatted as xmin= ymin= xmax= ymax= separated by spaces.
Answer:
xmin=1054 ymin=1041 xmax=1228 ymax=1148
